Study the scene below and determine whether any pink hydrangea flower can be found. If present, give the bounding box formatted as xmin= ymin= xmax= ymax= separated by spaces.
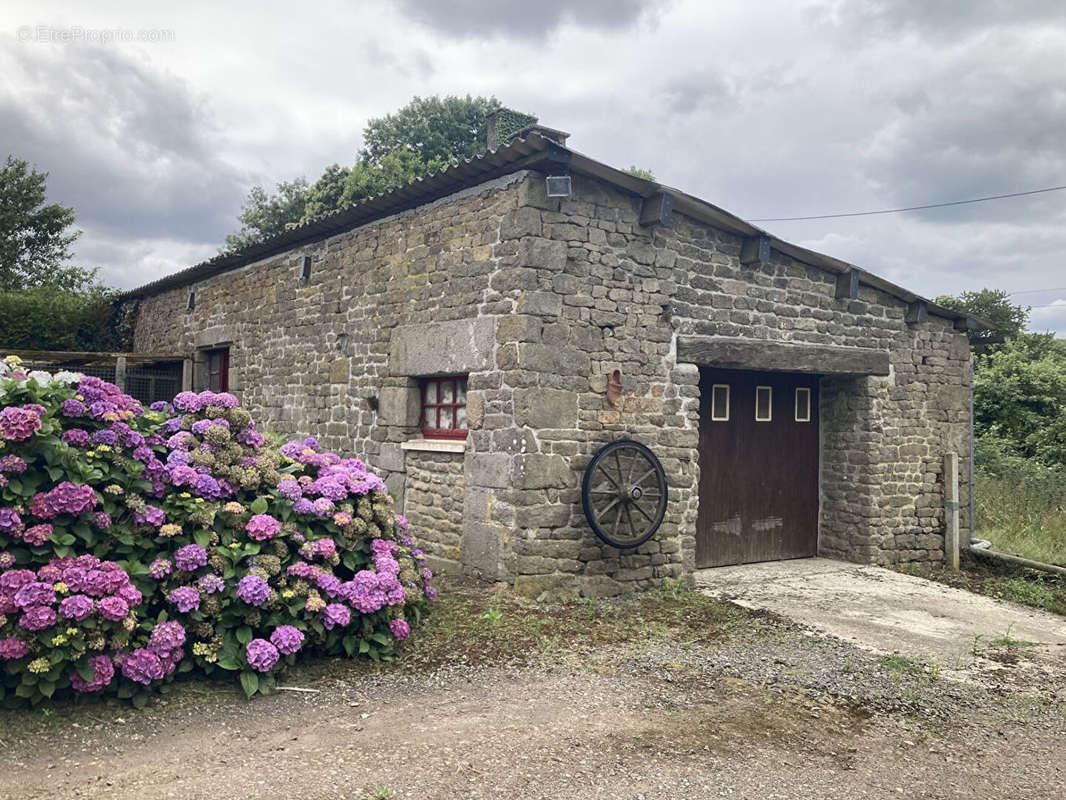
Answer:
xmin=245 ymin=514 xmax=280 ymax=541
xmin=245 ymin=638 xmax=279 ymax=673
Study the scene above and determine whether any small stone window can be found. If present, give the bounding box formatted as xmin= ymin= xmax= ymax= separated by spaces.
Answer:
xmin=710 ymin=384 xmax=730 ymax=421
xmin=186 ymin=291 xmax=196 ymax=313
xmin=755 ymin=386 xmax=772 ymax=422
xmin=795 ymin=387 xmax=811 ymax=423
xmin=206 ymin=348 xmax=230 ymax=392
xmin=301 ymin=255 xmax=312 ymax=282
xmin=421 ymin=376 xmax=468 ymax=439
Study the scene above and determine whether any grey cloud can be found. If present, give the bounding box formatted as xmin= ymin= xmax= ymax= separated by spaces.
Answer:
xmin=0 ymin=40 xmax=245 ymax=249
xmin=860 ymin=36 xmax=1066 ymax=225
xmin=809 ymin=0 xmax=1065 ymax=40
xmin=391 ymin=0 xmax=669 ymax=40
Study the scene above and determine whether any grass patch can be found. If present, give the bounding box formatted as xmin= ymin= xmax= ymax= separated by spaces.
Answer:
xmin=977 ymin=471 xmax=1066 ymax=567
xmin=399 ymin=577 xmax=751 ymax=669
xmin=896 ymin=561 xmax=1066 ymax=617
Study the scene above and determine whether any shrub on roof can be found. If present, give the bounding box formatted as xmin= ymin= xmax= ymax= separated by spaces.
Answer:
xmin=0 ymin=356 xmax=433 ymax=707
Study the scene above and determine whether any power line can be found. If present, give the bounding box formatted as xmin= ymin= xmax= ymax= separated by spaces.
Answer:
xmin=750 ymin=184 xmax=1066 ymax=222
xmin=1008 ymin=287 xmax=1066 ymax=295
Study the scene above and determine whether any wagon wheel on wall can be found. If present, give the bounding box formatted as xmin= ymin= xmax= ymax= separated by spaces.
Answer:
xmin=581 ymin=439 xmax=669 ymax=549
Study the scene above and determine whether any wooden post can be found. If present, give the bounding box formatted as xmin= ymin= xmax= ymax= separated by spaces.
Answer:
xmin=114 ymin=356 xmax=127 ymax=394
xmin=182 ymin=358 xmax=193 ymax=391
xmin=944 ymin=452 xmax=960 ymax=570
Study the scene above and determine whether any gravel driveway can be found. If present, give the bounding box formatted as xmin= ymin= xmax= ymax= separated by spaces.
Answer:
xmin=1 ymin=579 xmax=1064 ymax=799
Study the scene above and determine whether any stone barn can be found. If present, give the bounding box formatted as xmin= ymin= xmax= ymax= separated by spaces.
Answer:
xmin=127 ymin=125 xmax=978 ymax=597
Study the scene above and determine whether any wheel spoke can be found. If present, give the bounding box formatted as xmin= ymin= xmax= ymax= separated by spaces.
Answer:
xmin=631 ymin=501 xmax=655 ymax=523
xmin=623 ymin=503 xmax=639 ymax=542
xmin=613 ymin=451 xmax=626 ymax=489
xmin=632 ymin=468 xmax=657 ymax=487
xmin=597 ymin=464 xmax=621 ymax=490
xmin=597 ymin=497 xmax=621 ymax=521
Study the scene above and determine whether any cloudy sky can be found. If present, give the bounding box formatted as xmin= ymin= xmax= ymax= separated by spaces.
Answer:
xmin=2 ymin=0 xmax=1064 ymax=334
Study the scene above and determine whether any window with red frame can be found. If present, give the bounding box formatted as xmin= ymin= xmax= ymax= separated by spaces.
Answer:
xmin=206 ymin=348 xmax=230 ymax=392
xmin=421 ymin=376 xmax=467 ymax=439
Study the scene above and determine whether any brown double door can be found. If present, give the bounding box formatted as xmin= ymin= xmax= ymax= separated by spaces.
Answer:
xmin=696 ymin=368 xmax=819 ymax=568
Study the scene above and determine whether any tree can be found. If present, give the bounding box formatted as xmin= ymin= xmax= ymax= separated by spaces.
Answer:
xmin=973 ymin=333 xmax=1066 ymax=467
xmin=300 ymin=165 xmax=351 ymax=224
xmin=360 ymin=95 xmax=503 ymax=167
xmin=224 ymin=178 xmax=310 ymax=252
xmin=935 ymin=289 xmax=1029 ymax=354
xmin=225 ymin=95 xmax=536 ymax=248
xmin=0 ymin=155 xmax=95 ymax=292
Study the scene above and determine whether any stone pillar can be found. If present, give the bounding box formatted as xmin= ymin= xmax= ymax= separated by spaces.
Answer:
xmin=181 ymin=358 xmax=193 ymax=391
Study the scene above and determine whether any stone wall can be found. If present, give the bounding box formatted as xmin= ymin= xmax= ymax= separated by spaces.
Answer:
xmin=401 ymin=450 xmax=465 ymax=574
xmin=132 ymin=166 xmax=973 ymax=596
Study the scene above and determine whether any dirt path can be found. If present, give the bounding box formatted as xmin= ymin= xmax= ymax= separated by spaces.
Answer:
xmin=2 ymin=583 xmax=1065 ymax=799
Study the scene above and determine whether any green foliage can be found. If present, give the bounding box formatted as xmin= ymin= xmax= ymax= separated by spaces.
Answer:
xmin=492 ymin=108 xmax=538 ymax=143
xmin=973 ymin=334 xmax=1066 ymax=466
xmin=623 ymin=166 xmax=656 ymax=181
xmin=0 ymin=286 xmax=125 ymax=351
xmin=935 ymin=289 xmax=1029 ymax=354
xmin=0 ymin=156 xmax=97 ymax=293
xmin=224 ymin=96 xmax=535 ymax=247
xmin=360 ymin=94 xmax=504 ymax=167
xmin=223 ymin=178 xmax=311 ymax=252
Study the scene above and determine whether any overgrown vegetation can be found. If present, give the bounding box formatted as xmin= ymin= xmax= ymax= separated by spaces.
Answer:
xmin=937 ymin=289 xmax=1066 ymax=566
xmin=897 ymin=561 xmax=1066 ymax=617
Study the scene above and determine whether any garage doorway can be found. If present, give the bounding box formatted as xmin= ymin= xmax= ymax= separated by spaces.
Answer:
xmin=696 ymin=368 xmax=819 ymax=568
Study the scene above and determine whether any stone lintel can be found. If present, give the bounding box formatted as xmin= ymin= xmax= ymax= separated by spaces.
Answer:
xmin=676 ymin=335 xmax=890 ymax=376
xmin=389 ymin=317 xmax=496 ymax=376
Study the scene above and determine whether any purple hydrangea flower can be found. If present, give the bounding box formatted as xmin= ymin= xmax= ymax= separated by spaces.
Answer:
xmin=292 ymin=498 xmax=314 ymax=515
xmin=167 ymin=586 xmax=201 ymax=613
xmin=147 ymin=620 xmax=186 ymax=658
xmin=276 ymin=479 xmax=302 ymax=500
xmin=321 ymin=603 xmax=351 ymax=630
xmin=389 ymin=618 xmax=411 ymax=641
xmin=174 ymin=544 xmax=208 ymax=572
xmin=149 ymin=400 xmax=170 ymax=412
xmin=245 ymin=638 xmax=279 ymax=673
xmin=0 ymin=569 xmax=35 ymax=592
xmin=168 ymin=464 xmax=199 ymax=487
xmin=61 ymin=428 xmax=91 ymax=447
xmin=148 ymin=558 xmax=172 ymax=580
xmin=195 ymin=473 xmax=222 ymax=500
xmin=60 ymin=398 xmax=87 ymax=417
xmin=0 ymin=455 xmax=27 ymax=474
xmin=97 ymin=596 xmax=129 ymax=621
xmin=19 ymin=605 xmax=57 ymax=631
xmin=172 ymin=391 xmax=202 ymax=413
xmin=91 ymin=429 xmax=118 ymax=446
xmin=134 ymin=505 xmax=165 ymax=527
xmin=236 ymin=574 xmax=270 ymax=607
xmin=0 ymin=406 xmax=42 ymax=441
xmin=59 ymin=594 xmax=94 ymax=621
xmin=21 ymin=523 xmax=53 ymax=547
xmin=71 ymin=654 xmax=114 ymax=692
xmin=269 ymin=625 xmax=304 ymax=655
xmin=0 ymin=508 xmax=23 ymax=536
xmin=197 ymin=574 xmax=225 ymax=594
xmin=245 ymin=514 xmax=280 ymax=541
xmin=312 ymin=538 xmax=336 ymax=560
xmin=311 ymin=498 xmax=334 ymax=517
xmin=121 ymin=648 xmax=165 ymax=685
xmin=14 ymin=581 xmax=56 ymax=609
xmin=0 ymin=636 xmax=30 ymax=660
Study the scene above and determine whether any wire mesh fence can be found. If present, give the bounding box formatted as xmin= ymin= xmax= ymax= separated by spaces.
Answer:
xmin=9 ymin=351 xmax=186 ymax=407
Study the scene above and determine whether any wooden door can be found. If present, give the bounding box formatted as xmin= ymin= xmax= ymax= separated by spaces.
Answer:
xmin=696 ymin=368 xmax=819 ymax=568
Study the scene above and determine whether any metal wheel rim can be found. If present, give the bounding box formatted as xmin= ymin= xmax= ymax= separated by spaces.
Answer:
xmin=581 ymin=440 xmax=668 ymax=549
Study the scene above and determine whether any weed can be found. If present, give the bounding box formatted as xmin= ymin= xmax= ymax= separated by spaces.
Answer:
xmin=364 ymin=786 xmax=392 ymax=800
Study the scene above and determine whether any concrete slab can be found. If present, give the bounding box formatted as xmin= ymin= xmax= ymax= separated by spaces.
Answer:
xmin=695 ymin=558 xmax=1066 ymax=670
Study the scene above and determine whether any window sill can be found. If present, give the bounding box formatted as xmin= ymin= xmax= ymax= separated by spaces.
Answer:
xmin=401 ymin=438 xmax=468 ymax=454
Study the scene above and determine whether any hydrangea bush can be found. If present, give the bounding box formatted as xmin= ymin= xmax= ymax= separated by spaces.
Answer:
xmin=0 ymin=357 xmax=433 ymax=706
